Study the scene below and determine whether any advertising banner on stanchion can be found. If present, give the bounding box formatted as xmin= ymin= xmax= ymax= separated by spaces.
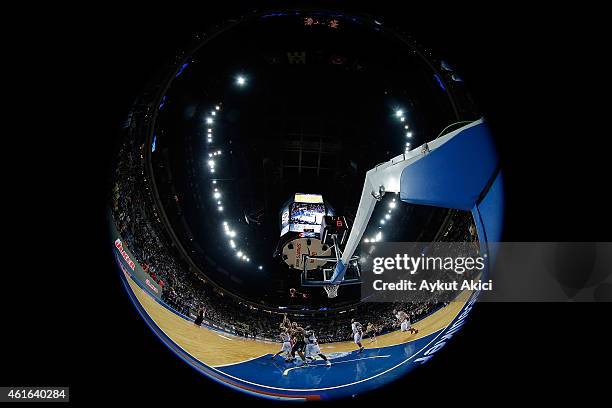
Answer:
xmin=109 ymin=215 xmax=162 ymax=299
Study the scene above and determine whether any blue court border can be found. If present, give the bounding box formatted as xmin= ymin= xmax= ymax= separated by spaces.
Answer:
xmin=116 ymin=252 xmax=479 ymax=401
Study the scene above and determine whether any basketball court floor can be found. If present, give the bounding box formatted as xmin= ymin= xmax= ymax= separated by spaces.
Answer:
xmin=121 ymin=268 xmax=475 ymax=400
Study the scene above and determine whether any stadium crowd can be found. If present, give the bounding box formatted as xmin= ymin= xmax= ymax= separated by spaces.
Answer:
xmin=111 ymin=111 xmax=473 ymax=343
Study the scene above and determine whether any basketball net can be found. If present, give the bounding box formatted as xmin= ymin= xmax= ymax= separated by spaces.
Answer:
xmin=324 ymin=284 xmax=339 ymax=298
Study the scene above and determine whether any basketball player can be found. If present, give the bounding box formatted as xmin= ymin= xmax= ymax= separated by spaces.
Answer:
xmin=365 ymin=322 xmax=379 ymax=342
xmin=304 ymin=327 xmax=331 ymax=366
xmin=393 ymin=309 xmax=418 ymax=335
xmin=271 ymin=328 xmax=292 ymax=360
xmin=193 ymin=306 xmax=206 ymax=326
xmin=288 ymin=322 xmax=309 ymax=364
xmin=351 ymin=319 xmax=365 ymax=353
xmin=280 ymin=313 xmax=291 ymax=331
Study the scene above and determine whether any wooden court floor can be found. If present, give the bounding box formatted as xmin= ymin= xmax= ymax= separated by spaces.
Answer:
xmin=126 ymin=276 xmax=470 ymax=367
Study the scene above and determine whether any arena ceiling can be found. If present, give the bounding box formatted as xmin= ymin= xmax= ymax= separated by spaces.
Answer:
xmin=148 ymin=11 xmax=479 ymax=309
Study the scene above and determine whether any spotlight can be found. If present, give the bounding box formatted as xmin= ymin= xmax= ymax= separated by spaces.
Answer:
xmin=206 ymin=117 xmax=213 ymax=124
xmin=214 ymin=192 xmax=221 ymax=199
xmin=395 ymin=109 xmax=403 ymax=117
xmin=236 ymin=75 xmax=246 ymax=86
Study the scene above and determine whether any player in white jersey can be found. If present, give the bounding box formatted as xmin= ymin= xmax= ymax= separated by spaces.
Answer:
xmin=304 ymin=327 xmax=331 ymax=366
xmin=271 ymin=329 xmax=292 ymax=360
xmin=351 ymin=319 xmax=365 ymax=353
xmin=393 ymin=309 xmax=418 ymax=334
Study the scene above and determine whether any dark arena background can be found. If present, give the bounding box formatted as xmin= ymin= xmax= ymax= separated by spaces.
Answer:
xmin=1 ymin=1 xmax=610 ymax=405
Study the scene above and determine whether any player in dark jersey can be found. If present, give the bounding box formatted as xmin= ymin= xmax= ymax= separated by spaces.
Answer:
xmin=194 ymin=306 xmax=206 ymax=326
xmin=280 ymin=313 xmax=291 ymax=331
xmin=288 ymin=322 xmax=308 ymax=365
xmin=365 ymin=322 xmax=380 ymax=342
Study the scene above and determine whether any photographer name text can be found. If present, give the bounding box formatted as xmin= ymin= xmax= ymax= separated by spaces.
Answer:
xmin=372 ymin=279 xmax=493 ymax=292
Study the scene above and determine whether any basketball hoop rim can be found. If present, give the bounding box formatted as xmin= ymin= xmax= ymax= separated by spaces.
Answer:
xmin=324 ymin=284 xmax=339 ymax=298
